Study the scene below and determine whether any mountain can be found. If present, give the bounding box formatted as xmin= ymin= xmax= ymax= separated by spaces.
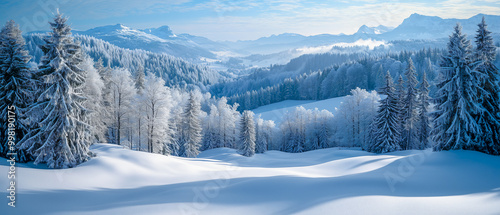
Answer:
xmin=74 ymin=24 xmax=218 ymax=61
xmin=382 ymin=13 xmax=500 ymax=40
xmin=355 ymin=25 xmax=393 ymax=35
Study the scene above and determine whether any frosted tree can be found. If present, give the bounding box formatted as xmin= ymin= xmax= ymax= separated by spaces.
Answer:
xmin=433 ymin=24 xmax=483 ymax=151
xmin=417 ymin=72 xmax=431 ymax=149
xmin=401 ymin=58 xmax=419 ymax=150
xmin=0 ymin=20 xmax=33 ymax=162
xmin=181 ymin=92 xmax=202 ymax=158
xmin=256 ymin=117 xmax=276 ymax=152
xmin=19 ymin=12 xmax=91 ymax=168
xmin=134 ymin=65 xmax=145 ymax=92
xmin=202 ymin=104 xmax=221 ymax=150
xmin=239 ymin=110 xmax=256 ymax=157
xmin=369 ymin=71 xmax=401 ymax=153
xmin=94 ymin=58 xmax=114 ymax=143
xmin=334 ymin=88 xmax=379 ymax=147
xmin=139 ymin=73 xmax=173 ymax=154
xmin=81 ymin=56 xmax=106 ymax=143
xmin=109 ymin=68 xmax=136 ymax=145
xmin=474 ymin=17 xmax=500 ymax=155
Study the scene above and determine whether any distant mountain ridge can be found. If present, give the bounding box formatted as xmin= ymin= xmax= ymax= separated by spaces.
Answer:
xmin=26 ymin=13 xmax=500 ymax=67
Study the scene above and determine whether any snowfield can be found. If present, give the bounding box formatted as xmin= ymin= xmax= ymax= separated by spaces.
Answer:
xmin=1 ymin=144 xmax=499 ymax=215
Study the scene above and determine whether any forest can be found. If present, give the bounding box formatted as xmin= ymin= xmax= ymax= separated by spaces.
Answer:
xmin=0 ymin=12 xmax=499 ymax=169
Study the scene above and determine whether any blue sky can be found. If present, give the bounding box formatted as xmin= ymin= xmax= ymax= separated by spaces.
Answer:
xmin=1 ymin=0 xmax=499 ymax=41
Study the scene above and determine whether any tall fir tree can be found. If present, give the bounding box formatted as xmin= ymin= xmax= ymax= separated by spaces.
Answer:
xmin=181 ymin=92 xmax=202 ymax=158
xmin=474 ymin=17 xmax=500 ymax=155
xmin=19 ymin=12 xmax=91 ymax=168
xmin=417 ymin=72 xmax=431 ymax=149
xmin=0 ymin=20 xmax=33 ymax=162
xmin=432 ymin=24 xmax=483 ymax=152
xmin=401 ymin=58 xmax=419 ymax=150
xmin=395 ymin=74 xmax=405 ymax=148
xmin=239 ymin=110 xmax=256 ymax=157
xmin=368 ymin=71 xmax=401 ymax=153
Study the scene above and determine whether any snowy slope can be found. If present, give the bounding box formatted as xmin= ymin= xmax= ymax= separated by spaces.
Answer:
xmin=1 ymin=144 xmax=499 ymax=215
xmin=253 ymin=96 xmax=346 ymax=123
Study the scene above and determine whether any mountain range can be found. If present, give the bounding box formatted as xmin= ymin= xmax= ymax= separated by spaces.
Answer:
xmin=28 ymin=13 xmax=500 ymax=69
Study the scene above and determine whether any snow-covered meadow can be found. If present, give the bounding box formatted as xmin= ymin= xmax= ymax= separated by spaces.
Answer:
xmin=1 ymin=144 xmax=499 ymax=215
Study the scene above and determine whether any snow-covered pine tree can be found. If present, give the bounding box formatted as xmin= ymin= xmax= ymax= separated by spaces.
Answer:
xmin=432 ymin=23 xmax=483 ymax=152
xmin=401 ymin=58 xmax=419 ymax=150
xmin=368 ymin=71 xmax=401 ymax=153
xmin=395 ymin=75 xmax=405 ymax=148
xmin=417 ymin=72 xmax=431 ymax=149
xmin=134 ymin=65 xmax=145 ymax=93
xmin=0 ymin=20 xmax=33 ymax=162
xmin=474 ymin=17 xmax=500 ymax=155
xmin=255 ymin=117 xmax=267 ymax=153
xmin=239 ymin=110 xmax=256 ymax=157
xmin=181 ymin=92 xmax=202 ymax=158
xmin=19 ymin=12 xmax=91 ymax=168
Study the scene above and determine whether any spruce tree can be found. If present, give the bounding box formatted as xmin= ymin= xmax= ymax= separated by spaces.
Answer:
xmin=239 ymin=110 xmax=256 ymax=157
xmin=402 ymin=58 xmax=419 ymax=150
xmin=369 ymin=71 xmax=401 ymax=153
xmin=432 ymin=24 xmax=483 ymax=152
xmin=474 ymin=17 xmax=500 ymax=155
xmin=19 ymin=12 xmax=91 ymax=168
xmin=417 ymin=72 xmax=431 ymax=149
xmin=181 ymin=92 xmax=202 ymax=158
xmin=395 ymin=75 xmax=405 ymax=148
xmin=0 ymin=20 xmax=33 ymax=162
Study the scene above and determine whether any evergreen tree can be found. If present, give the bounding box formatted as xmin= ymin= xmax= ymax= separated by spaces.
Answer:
xmin=181 ymin=92 xmax=202 ymax=158
xmin=369 ymin=71 xmax=401 ymax=153
xmin=395 ymin=75 xmax=405 ymax=148
xmin=134 ymin=65 xmax=145 ymax=93
xmin=417 ymin=72 xmax=431 ymax=149
xmin=239 ymin=110 xmax=256 ymax=157
xmin=433 ymin=24 xmax=483 ymax=152
xmin=401 ymin=58 xmax=419 ymax=150
xmin=19 ymin=12 xmax=91 ymax=168
xmin=0 ymin=20 xmax=33 ymax=162
xmin=474 ymin=17 xmax=500 ymax=155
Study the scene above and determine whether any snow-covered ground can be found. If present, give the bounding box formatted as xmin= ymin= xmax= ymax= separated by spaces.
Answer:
xmin=253 ymin=97 xmax=345 ymax=123
xmin=1 ymin=144 xmax=499 ymax=215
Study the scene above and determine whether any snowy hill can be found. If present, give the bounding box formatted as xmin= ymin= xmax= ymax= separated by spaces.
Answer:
xmin=253 ymin=97 xmax=346 ymax=124
xmin=2 ymin=144 xmax=499 ymax=215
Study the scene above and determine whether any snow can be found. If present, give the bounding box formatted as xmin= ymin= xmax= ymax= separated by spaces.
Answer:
xmin=1 ymin=144 xmax=499 ymax=215
xmin=253 ymin=96 xmax=345 ymax=123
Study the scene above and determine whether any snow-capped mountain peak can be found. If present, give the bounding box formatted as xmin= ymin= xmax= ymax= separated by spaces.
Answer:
xmin=355 ymin=25 xmax=393 ymax=35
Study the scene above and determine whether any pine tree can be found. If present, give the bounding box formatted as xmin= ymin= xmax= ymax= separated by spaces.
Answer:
xmin=474 ymin=17 xmax=500 ymax=155
xmin=395 ymin=75 xmax=405 ymax=148
xmin=0 ymin=20 xmax=33 ymax=162
xmin=239 ymin=110 xmax=256 ymax=157
xmin=19 ymin=12 xmax=91 ymax=168
xmin=369 ymin=71 xmax=401 ymax=153
xmin=401 ymin=58 xmax=419 ymax=150
xmin=417 ymin=72 xmax=431 ymax=149
xmin=433 ymin=23 xmax=483 ymax=152
xmin=181 ymin=92 xmax=202 ymax=158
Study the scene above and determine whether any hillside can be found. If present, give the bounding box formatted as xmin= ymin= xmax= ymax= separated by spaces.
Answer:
xmin=1 ymin=144 xmax=498 ymax=215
